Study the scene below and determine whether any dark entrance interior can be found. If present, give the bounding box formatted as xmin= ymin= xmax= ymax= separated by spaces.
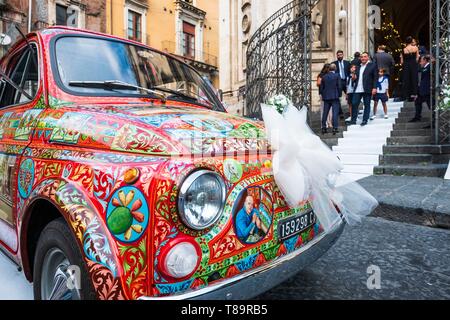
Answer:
xmin=371 ymin=0 xmax=430 ymax=97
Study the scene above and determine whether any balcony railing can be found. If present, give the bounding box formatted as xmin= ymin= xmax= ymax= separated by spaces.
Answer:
xmin=161 ymin=40 xmax=218 ymax=68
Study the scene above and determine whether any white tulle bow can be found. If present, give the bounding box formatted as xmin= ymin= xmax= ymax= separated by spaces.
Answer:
xmin=261 ymin=104 xmax=378 ymax=231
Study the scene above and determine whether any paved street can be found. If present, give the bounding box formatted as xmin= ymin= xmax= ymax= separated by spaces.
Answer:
xmin=1 ymin=215 xmax=449 ymax=300
xmin=257 ymin=216 xmax=450 ymax=300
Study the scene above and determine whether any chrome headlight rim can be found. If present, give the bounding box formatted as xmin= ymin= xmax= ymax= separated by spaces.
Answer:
xmin=177 ymin=169 xmax=227 ymax=231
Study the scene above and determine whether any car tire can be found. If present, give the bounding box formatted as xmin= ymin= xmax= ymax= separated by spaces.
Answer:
xmin=33 ymin=217 xmax=96 ymax=300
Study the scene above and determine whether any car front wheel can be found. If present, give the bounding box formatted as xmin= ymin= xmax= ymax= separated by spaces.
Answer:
xmin=33 ymin=218 xmax=96 ymax=300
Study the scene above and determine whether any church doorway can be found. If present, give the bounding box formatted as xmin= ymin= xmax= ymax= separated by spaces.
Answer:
xmin=371 ymin=0 xmax=430 ymax=98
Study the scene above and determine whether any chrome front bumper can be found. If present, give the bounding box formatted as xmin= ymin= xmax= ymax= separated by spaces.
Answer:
xmin=139 ymin=219 xmax=345 ymax=300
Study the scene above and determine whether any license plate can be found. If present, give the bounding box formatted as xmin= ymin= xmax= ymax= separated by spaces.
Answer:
xmin=278 ymin=210 xmax=316 ymax=241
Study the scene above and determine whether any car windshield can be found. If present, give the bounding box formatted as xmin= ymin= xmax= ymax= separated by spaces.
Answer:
xmin=53 ymin=36 xmax=223 ymax=111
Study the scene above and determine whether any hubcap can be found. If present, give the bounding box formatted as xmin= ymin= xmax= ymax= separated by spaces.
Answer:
xmin=40 ymin=248 xmax=81 ymax=300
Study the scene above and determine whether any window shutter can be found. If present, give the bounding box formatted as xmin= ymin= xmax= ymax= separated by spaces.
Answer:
xmin=183 ymin=22 xmax=196 ymax=35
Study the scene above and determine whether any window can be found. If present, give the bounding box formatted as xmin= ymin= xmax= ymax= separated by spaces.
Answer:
xmin=182 ymin=22 xmax=195 ymax=59
xmin=56 ymin=4 xmax=68 ymax=26
xmin=0 ymin=45 xmax=38 ymax=107
xmin=53 ymin=37 xmax=224 ymax=112
xmin=127 ymin=10 xmax=142 ymax=42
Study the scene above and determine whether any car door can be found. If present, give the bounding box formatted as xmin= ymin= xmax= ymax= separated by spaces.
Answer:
xmin=0 ymin=42 xmax=40 ymax=254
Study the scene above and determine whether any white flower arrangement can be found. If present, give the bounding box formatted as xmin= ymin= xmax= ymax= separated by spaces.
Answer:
xmin=439 ymin=84 xmax=450 ymax=111
xmin=267 ymin=94 xmax=292 ymax=115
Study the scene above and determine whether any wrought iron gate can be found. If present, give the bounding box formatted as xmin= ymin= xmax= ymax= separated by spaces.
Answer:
xmin=245 ymin=0 xmax=319 ymax=119
xmin=432 ymin=0 xmax=450 ymax=144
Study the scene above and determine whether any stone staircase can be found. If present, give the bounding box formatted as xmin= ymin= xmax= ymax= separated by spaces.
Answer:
xmin=309 ymin=111 xmax=349 ymax=149
xmin=374 ymin=102 xmax=450 ymax=177
xmin=332 ymin=100 xmax=403 ymax=182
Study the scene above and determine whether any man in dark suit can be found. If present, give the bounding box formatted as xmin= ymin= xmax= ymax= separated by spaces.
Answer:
xmin=333 ymin=50 xmax=351 ymax=117
xmin=348 ymin=52 xmax=378 ymax=126
xmin=374 ymin=45 xmax=395 ymax=77
xmin=410 ymin=55 xmax=432 ymax=123
xmin=320 ymin=64 xmax=341 ymax=135
xmin=333 ymin=50 xmax=351 ymax=94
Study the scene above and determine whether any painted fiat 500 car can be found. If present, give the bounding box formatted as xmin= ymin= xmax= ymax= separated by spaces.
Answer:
xmin=0 ymin=27 xmax=344 ymax=300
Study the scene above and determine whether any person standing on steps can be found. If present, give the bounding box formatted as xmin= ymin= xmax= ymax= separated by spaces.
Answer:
xmin=374 ymin=45 xmax=395 ymax=78
xmin=371 ymin=68 xmax=390 ymax=120
xmin=320 ymin=64 xmax=341 ymax=135
xmin=317 ymin=63 xmax=333 ymax=130
xmin=409 ymin=55 xmax=432 ymax=125
xmin=333 ymin=50 xmax=351 ymax=118
xmin=401 ymin=36 xmax=420 ymax=102
xmin=346 ymin=64 xmax=358 ymax=122
xmin=347 ymin=52 xmax=378 ymax=127
xmin=374 ymin=45 xmax=395 ymax=94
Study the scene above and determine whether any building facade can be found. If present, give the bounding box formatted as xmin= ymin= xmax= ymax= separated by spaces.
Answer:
xmin=106 ymin=0 xmax=220 ymax=87
xmin=219 ymin=0 xmax=370 ymax=115
xmin=1 ymin=0 xmax=107 ymax=56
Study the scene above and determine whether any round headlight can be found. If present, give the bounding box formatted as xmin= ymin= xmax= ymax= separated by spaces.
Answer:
xmin=178 ymin=170 xmax=226 ymax=230
xmin=163 ymin=242 xmax=199 ymax=279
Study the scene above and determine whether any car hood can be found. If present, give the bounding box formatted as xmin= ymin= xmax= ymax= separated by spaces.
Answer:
xmin=39 ymin=104 xmax=270 ymax=157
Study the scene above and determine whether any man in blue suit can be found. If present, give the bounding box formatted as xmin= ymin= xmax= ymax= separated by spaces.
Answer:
xmin=348 ymin=52 xmax=378 ymax=126
xmin=410 ymin=55 xmax=432 ymax=123
xmin=320 ymin=63 xmax=341 ymax=135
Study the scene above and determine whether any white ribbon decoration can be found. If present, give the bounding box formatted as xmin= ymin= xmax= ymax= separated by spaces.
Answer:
xmin=261 ymin=104 xmax=378 ymax=231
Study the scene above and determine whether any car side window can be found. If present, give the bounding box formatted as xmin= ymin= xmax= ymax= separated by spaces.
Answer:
xmin=0 ymin=45 xmax=38 ymax=107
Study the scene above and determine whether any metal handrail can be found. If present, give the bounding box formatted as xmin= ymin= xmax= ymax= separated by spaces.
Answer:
xmin=245 ymin=0 xmax=320 ymax=119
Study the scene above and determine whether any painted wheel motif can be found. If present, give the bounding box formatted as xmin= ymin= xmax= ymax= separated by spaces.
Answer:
xmin=106 ymin=187 xmax=149 ymax=243
xmin=18 ymin=158 xmax=35 ymax=198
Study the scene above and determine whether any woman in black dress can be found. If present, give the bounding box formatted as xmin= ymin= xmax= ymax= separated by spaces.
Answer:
xmin=401 ymin=37 xmax=420 ymax=101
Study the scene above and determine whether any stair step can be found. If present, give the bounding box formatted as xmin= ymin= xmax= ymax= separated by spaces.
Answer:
xmin=333 ymin=145 xmax=383 ymax=154
xmin=383 ymin=145 xmax=443 ymax=154
xmin=379 ymin=153 xmax=433 ymax=165
xmin=342 ymin=164 xmax=375 ymax=174
xmin=335 ymin=153 xmax=379 ymax=165
xmin=338 ymin=173 xmax=371 ymax=183
xmin=337 ymin=138 xmax=387 ymax=147
xmin=387 ymin=136 xmax=433 ymax=145
xmin=323 ymin=138 xmax=339 ymax=148
xmin=317 ymin=132 xmax=344 ymax=139
xmin=393 ymin=122 xmax=432 ymax=130
xmin=390 ymin=129 xmax=432 ymax=137
xmin=433 ymin=154 xmax=450 ymax=164
xmin=347 ymin=121 xmax=394 ymax=129
xmin=395 ymin=117 xmax=431 ymax=123
xmin=397 ymin=111 xmax=432 ymax=118
xmin=374 ymin=164 xmax=448 ymax=177
xmin=343 ymin=130 xmax=391 ymax=138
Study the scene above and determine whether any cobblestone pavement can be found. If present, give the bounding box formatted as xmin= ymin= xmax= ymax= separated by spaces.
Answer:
xmin=257 ymin=217 xmax=450 ymax=300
